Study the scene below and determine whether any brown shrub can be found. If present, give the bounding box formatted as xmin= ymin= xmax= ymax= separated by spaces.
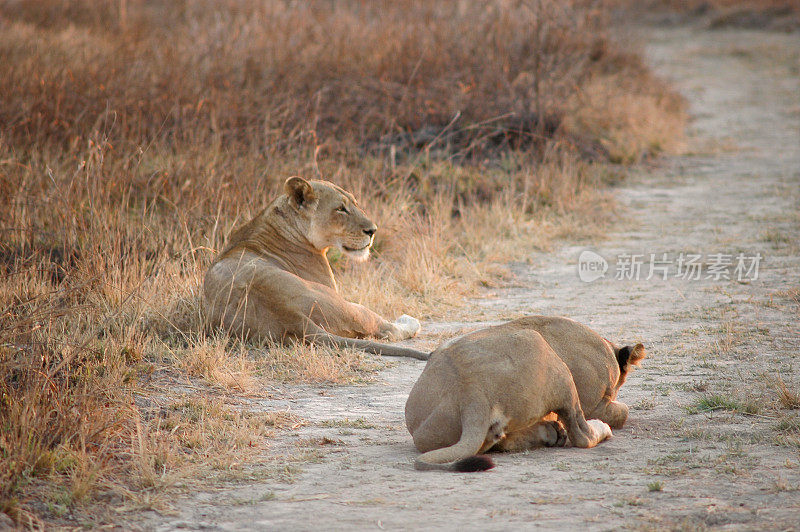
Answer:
xmin=0 ymin=0 xmax=681 ymax=156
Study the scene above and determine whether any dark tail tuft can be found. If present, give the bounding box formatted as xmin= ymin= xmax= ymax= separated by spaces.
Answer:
xmin=451 ymin=455 xmax=495 ymax=472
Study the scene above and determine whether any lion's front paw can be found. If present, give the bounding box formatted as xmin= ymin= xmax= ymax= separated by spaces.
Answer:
xmin=587 ymin=419 xmax=612 ymax=442
xmin=393 ymin=314 xmax=421 ymax=339
xmin=538 ymin=420 xmax=568 ymax=447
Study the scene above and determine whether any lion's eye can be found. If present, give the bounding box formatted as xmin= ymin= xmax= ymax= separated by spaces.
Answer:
xmin=337 ymin=205 xmax=349 ymax=214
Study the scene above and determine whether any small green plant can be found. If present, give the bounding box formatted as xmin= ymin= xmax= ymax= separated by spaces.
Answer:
xmin=775 ymin=416 xmax=800 ymax=433
xmin=319 ymin=418 xmax=376 ymax=429
xmin=687 ymin=393 xmax=761 ymax=415
xmin=647 ymin=481 xmax=663 ymax=492
xmin=553 ymin=461 xmax=571 ymax=472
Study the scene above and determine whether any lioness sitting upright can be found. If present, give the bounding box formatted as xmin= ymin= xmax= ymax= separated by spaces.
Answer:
xmin=203 ymin=177 xmax=427 ymax=360
xmin=405 ymin=316 xmax=645 ymax=471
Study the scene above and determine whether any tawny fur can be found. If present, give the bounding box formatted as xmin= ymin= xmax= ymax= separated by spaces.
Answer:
xmin=203 ymin=177 xmax=427 ymax=360
xmin=405 ymin=316 xmax=646 ymax=471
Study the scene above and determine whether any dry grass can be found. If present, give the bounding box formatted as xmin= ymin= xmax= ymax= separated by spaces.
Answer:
xmin=0 ymin=0 xmax=685 ymax=526
xmin=1 ymin=0 xmax=683 ymax=156
xmin=773 ymin=376 xmax=800 ymax=410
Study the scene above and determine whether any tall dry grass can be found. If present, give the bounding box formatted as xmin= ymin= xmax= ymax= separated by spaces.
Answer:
xmin=1 ymin=0 xmax=684 ymax=526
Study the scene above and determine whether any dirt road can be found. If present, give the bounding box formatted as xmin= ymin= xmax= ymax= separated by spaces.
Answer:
xmin=144 ymin=24 xmax=800 ymax=531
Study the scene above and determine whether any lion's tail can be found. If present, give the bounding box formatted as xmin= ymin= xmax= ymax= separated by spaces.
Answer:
xmin=414 ymin=454 xmax=495 ymax=472
xmin=340 ymin=336 xmax=430 ymax=361
xmin=414 ymin=404 xmax=495 ymax=472
xmin=301 ymin=319 xmax=430 ymax=360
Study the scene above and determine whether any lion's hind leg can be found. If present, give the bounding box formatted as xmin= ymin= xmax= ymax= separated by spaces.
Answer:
xmin=410 ymin=401 xmax=461 ymax=454
xmin=413 ymin=402 xmax=496 ymax=472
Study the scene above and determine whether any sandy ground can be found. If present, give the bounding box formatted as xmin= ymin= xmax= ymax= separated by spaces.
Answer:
xmin=141 ymin=23 xmax=800 ymax=531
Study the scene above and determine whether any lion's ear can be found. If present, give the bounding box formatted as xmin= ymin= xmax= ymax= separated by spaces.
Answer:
xmin=616 ymin=343 xmax=646 ymax=372
xmin=284 ymin=176 xmax=317 ymax=209
xmin=629 ymin=343 xmax=646 ymax=365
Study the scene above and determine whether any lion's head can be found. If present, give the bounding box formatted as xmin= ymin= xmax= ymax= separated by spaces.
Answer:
xmin=284 ymin=176 xmax=378 ymax=262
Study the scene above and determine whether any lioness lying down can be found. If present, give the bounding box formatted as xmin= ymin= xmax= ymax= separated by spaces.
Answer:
xmin=204 ymin=177 xmax=428 ymax=360
xmin=405 ymin=316 xmax=645 ymax=471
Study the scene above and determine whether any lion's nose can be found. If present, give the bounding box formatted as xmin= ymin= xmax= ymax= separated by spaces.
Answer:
xmin=363 ymin=226 xmax=377 ymax=238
